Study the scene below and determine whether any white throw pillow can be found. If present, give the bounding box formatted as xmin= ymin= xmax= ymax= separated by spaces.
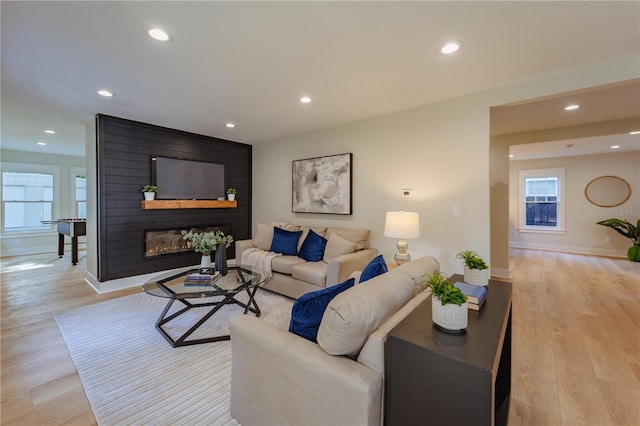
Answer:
xmin=253 ymin=223 xmax=273 ymax=251
xmin=395 ymin=256 xmax=440 ymax=295
xmin=326 ymin=227 xmax=371 ymax=250
xmin=323 ymin=233 xmax=356 ymax=262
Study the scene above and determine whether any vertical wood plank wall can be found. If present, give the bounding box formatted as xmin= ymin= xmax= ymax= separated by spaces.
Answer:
xmin=96 ymin=114 xmax=252 ymax=281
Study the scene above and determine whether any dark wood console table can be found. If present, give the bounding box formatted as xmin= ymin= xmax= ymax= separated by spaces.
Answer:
xmin=385 ymin=274 xmax=512 ymax=426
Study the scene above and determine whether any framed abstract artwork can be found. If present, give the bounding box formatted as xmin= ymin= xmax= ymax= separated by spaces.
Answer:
xmin=292 ymin=153 xmax=352 ymax=214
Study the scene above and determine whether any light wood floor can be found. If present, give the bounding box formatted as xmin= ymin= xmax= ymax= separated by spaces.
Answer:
xmin=1 ymin=249 xmax=639 ymax=425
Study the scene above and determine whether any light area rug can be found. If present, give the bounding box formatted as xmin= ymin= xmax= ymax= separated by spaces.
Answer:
xmin=54 ymin=288 xmax=289 ymax=426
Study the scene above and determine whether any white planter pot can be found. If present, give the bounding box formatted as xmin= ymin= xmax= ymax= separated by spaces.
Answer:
xmin=432 ymin=295 xmax=468 ymax=331
xmin=227 ymin=194 xmax=236 ymax=201
xmin=464 ymin=266 xmax=489 ymax=286
xmin=200 ymin=254 xmax=212 ymax=269
xmin=143 ymin=192 xmax=156 ymax=201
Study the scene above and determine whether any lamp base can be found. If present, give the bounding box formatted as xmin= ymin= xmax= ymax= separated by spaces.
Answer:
xmin=394 ymin=239 xmax=411 ymax=265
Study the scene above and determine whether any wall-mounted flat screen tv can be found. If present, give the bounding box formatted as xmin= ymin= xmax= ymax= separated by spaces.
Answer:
xmin=152 ymin=156 xmax=226 ymax=200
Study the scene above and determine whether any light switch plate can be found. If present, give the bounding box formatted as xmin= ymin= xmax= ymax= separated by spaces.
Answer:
xmin=452 ymin=205 xmax=461 ymax=217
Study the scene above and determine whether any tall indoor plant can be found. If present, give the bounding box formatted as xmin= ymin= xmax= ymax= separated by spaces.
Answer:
xmin=597 ymin=218 xmax=640 ymax=262
xmin=456 ymin=250 xmax=489 ymax=286
xmin=425 ymin=271 xmax=468 ymax=331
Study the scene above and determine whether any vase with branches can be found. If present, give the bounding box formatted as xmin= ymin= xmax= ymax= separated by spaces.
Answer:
xmin=181 ymin=230 xmax=234 ymax=273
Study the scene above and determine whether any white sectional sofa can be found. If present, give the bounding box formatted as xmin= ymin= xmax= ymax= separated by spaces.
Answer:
xmin=235 ymin=222 xmax=378 ymax=299
xmin=229 ymin=256 xmax=440 ymax=426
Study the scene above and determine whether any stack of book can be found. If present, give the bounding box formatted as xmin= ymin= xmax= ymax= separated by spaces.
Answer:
xmin=454 ymin=281 xmax=487 ymax=311
xmin=184 ymin=271 xmax=222 ymax=286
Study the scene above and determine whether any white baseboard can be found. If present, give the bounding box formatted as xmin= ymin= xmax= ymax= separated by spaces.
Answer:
xmin=85 ymin=259 xmax=238 ymax=294
xmin=509 ymin=241 xmax=627 ymax=259
xmin=84 ymin=266 xmax=194 ymax=294
xmin=491 ymin=267 xmax=511 ymax=280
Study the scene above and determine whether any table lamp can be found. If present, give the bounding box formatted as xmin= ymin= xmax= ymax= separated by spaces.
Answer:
xmin=384 ymin=211 xmax=420 ymax=264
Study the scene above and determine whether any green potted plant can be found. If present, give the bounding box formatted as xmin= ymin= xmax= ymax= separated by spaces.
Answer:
xmin=597 ymin=218 xmax=640 ymax=262
xmin=226 ymin=187 xmax=237 ymax=201
xmin=424 ymin=271 xmax=468 ymax=331
xmin=456 ymin=250 xmax=489 ymax=286
xmin=181 ymin=230 xmax=234 ymax=274
xmin=141 ymin=184 xmax=158 ymax=201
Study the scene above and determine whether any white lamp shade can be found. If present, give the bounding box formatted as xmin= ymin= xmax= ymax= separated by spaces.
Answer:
xmin=384 ymin=211 xmax=420 ymax=239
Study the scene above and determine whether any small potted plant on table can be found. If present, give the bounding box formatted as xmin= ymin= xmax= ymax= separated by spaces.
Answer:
xmin=456 ymin=250 xmax=489 ymax=286
xmin=425 ymin=271 xmax=468 ymax=332
xmin=181 ymin=230 xmax=234 ymax=275
xmin=141 ymin=184 xmax=158 ymax=201
xmin=226 ymin=188 xmax=237 ymax=201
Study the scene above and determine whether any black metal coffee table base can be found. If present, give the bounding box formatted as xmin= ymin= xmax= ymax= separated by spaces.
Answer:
xmin=155 ymin=286 xmax=261 ymax=348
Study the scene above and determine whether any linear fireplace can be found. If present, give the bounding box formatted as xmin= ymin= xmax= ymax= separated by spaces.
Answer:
xmin=145 ymin=225 xmax=230 ymax=258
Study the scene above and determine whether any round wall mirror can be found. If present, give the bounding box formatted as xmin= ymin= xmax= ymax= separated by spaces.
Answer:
xmin=584 ymin=175 xmax=632 ymax=207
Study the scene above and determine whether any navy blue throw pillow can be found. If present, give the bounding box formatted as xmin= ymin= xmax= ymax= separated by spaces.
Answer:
xmin=359 ymin=254 xmax=388 ymax=283
xmin=298 ymin=230 xmax=328 ymax=262
xmin=269 ymin=227 xmax=303 ymax=255
xmin=289 ymin=278 xmax=355 ymax=342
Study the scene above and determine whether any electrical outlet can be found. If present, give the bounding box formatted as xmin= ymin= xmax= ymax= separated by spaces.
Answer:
xmin=452 ymin=205 xmax=461 ymax=218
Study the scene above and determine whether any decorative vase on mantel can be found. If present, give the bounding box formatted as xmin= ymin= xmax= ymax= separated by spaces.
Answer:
xmin=215 ymin=247 xmax=228 ymax=276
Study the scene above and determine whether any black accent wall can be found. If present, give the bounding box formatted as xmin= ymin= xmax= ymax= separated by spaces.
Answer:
xmin=96 ymin=115 xmax=252 ymax=281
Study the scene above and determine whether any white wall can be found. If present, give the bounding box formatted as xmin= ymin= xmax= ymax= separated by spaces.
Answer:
xmin=0 ymin=149 xmax=85 ymax=257
xmin=85 ymin=120 xmax=98 ymax=281
xmin=254 ymin=95 xmax=491 ymax=276
xmin=509 ymin=151 xmax=640 ymax=257
xmin=252 ymin=55 xmax=639 ymax=277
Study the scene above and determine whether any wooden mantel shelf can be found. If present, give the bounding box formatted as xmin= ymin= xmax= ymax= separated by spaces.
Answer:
xmin=141 ymin=200 xmax=237 ymax=210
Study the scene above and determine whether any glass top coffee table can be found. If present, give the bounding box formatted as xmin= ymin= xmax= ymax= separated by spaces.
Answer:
xmin=143 ymin=265 xmax=268 ymax=347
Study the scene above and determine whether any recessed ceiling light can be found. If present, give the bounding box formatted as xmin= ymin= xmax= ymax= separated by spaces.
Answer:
xmin=508 ymin=154 xmax=514 ymax=158
xmin=37 ymin=141 xmax=47 ymax=146
xmin=629 ymin=130 xmax=640 ymax=135
xmin=610 ymin=145 xmax=621 ymax=149
xmin=44 ymin=129 xmax=56 ymax=134
xmin=225 ymin=123 xmax=236 ymax=128
xmin=564 ymin=104 xmax=580 ymax=111
xmin=440 ymin=41 xmax=462 ymax=54
xmin=98 ymin=89 xmax=114 ymax=97
xmin=148 ymin=28 xmax=170 ymax=42
xmin=299 ymin=96 xmax=312 ymax=104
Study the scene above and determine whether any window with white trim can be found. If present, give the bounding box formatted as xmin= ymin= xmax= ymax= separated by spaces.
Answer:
xmin=518 ymin=168 xmax=565 ymax=234
xmin=2 ymin=171 xmax=54 ymax=231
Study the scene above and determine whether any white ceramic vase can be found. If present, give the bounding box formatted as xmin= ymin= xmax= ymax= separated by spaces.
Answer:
xmin=200 ymin=254 xmax=212 ymax=269
xmin=432 ymin=295 xmax=468 ymax=331
xmin=464 ymin=266 xmax=489 ymax=286
xmin=143 ymin=192 xmax=156 ymax=201
xmin=227 ymin=194 xmax=236 ymax=201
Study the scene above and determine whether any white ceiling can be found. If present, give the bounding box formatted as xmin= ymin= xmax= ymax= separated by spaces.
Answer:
xmin=2 ymin=1 xmax=639 ymax=158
